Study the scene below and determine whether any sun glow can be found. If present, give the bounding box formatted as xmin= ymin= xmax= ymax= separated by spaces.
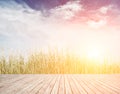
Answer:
xmin=87 ymin=49 xmax=100 ymax=59
xmin=86 ymin=47 xmax=105 ymax=61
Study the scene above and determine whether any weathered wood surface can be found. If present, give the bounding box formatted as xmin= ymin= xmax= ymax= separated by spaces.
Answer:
xmin=0 ymin=74 xmax=120 ymax=94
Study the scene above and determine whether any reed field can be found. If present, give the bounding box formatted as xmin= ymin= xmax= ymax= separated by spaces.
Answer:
xmin=0 ymin=50 xmax=120 ymax=74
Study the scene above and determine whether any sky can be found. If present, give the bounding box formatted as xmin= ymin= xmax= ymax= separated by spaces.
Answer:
xmin=0 ymin=0 xmax=120 ymax=62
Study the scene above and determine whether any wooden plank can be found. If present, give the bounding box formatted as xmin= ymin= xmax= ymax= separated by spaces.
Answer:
xmin=29 ymin=75 xmax=51 ymax=94
xmin=44 ymin=75 xmax=58 ymax=94
xmin=0 ymin=75 xmax=26 ymax=88
xmin=75 ymin=75 xmax=95 ymax=94
xmin=85 ymin=78 xmax=108 ymax=94
xmin=79 ymin=77 xmax=103 ymax=94
xmin=67 ymin=75 xmax=80 ymax=94
xmin=37 ymin=75 xmax=54 ymax=94
xmin=106 ymin=79 xmax=120 ymax=88
xmin=0 ymin=75 xmax=35 ymax=94
xmin=98 ymin=78 xmax=120 ymax=91
xmin=95 ymin=79 xmax=119 ymax=94
xmin=84 ymin=75 xmax=119 ymax=94
xmin=16 ymin=75 xmax=46 ymax=94
xmin=71 ymin=75 xmax=87 ymax=94
xmin=51 ymin=75 xmax=61 ymax=94
xmin=58 ymin=75 xmax=65 ymax=94
xmin=0 ymin=74 xmax=120 ymax=94
xmin=64 ymin=75 xmax=72 ymax=94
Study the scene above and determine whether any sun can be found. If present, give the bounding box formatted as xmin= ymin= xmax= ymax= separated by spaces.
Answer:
xmin=87 ymin=48 xmax=100 ymax=59
xmin=87 ymin=47 xmax=104 ymax=60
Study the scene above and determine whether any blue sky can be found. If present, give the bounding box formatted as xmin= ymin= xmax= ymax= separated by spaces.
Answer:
xmin=0 ymin=0 xmax=120 ymax=62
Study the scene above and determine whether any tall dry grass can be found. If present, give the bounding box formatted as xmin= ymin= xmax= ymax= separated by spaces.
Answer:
xmin=0 ymin=50 xmax=120 ymax=74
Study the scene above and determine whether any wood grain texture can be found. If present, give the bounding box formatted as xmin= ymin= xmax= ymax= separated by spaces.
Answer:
xmin=0 ymin=74 xmax=120 ymax=94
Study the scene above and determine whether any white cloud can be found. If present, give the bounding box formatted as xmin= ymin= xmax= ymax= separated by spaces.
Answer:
xmin=87 ymin=19 xmax=107 ymax=29
xmin=0 ymin=1 xmax=83 ymax=51
xmin=0 ymin=3 xmax=51 ymax=50
xmin=99 ymin=5 xmax=112 ymax=14
xmin=1 ymin=1 xmax=120 ymax=59
xmin=0 ymin=0 xmax=84 ymax=52
xmin=50 ymin=0 xmax=82 ymax=20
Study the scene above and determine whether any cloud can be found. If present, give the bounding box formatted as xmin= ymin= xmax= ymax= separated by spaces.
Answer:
xmin=50 ymin=0 xmax=82 ymax=20
xmin=0 ymin=1 xmax=50 ymax=50
xmin=99 ymin=5 xmax=113 ymax=14
xmin=0 ymin=0 xmax=84 ymax=51
xmin=87 ymin=19 xmax=107 ymax=28
xmin=1 ymin=0 xmax=120 ymax=57
xmin=0 ymin=1 xmax=82 ymax=51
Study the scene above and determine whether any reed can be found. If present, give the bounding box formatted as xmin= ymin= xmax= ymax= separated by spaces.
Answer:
xmin=0 ymin=50 xmax=120 ymax=74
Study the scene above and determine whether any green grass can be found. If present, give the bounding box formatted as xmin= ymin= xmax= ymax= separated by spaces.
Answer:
xmin=0 ymin=50 xmax=120 ymax=74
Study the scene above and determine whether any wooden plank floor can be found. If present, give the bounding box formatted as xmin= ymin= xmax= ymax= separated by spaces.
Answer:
xmin=0 ymin=74 xmax=120 ymax=94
